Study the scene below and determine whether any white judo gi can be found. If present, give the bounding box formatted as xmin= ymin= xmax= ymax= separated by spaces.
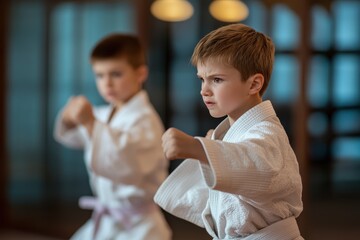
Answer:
xmin=54 ymin=90 xmax=172 ymax=240
xmin=155 ymin=100 xmax=303 ymax=240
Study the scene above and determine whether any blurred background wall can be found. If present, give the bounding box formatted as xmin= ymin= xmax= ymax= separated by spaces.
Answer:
xmin=0 ymin=0 xmax=359 ymax=239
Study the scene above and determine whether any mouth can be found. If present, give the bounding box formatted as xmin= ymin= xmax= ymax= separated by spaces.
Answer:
xmin=106 ymin=92 xmax=116 ymax=97
xmin=204 ymin=101 xmax=215 ymax=108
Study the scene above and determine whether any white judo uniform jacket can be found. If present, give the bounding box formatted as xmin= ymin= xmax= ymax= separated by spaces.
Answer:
xmin=54 ymin=90 xmax=171 ymax=240
xmin=155 ymin=100 xmax=303 ymax=240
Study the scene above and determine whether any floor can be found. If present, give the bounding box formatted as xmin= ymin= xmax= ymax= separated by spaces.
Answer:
xmin=1 ymin=164 xmax=360 ymax=240
xmin=1 ymin=196 xmax=359 ymax=240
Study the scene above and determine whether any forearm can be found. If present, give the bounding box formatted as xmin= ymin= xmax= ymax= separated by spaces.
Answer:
xmin=54 ymin=114 xmax=85 ymax=149
xmin=62 ymin=118 xmax=77 ymax=130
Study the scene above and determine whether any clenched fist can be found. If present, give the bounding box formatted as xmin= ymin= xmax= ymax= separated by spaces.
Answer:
xmin=62 ymin=95 xmax=95 ymax=134
xmin=162 ymin=128 xmax=208 ymax=163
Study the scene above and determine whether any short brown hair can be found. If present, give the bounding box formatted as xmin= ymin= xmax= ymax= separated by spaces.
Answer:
xmin=191 ymin=24 xmax=275 ymax=96
xmin=90 ymin=34 xmax=146 ymax=68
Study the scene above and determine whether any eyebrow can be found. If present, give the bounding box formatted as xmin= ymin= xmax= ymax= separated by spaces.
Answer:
xmin=197 ymin=73 xmax=227 ymax=78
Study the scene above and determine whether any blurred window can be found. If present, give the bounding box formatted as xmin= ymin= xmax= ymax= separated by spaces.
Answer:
xmin=334 ymin=1 xmax=360 ymax=50
xmin=311 ymin=5 xmax=332 ymax=50
xmin=272 ymin=4 xmax=300 ymax=50
xmin=308 ymin=56 xmax=330 ymax=107
xmin=267 ymin=55 xmax=299 ymax=104
xmin=333 ymin=55 xmax=360 ymax=106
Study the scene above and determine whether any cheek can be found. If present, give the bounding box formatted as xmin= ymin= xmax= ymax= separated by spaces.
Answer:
xmin=96 ymin=81 xmax=104 ymax=92
xmin=112 ymin=80 xmax=123 ymax=88
xmin=216 ymin=87 xmax=232 ymax=101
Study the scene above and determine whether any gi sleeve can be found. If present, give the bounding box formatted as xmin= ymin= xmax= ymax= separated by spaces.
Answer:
xmin=53 ymin=111 xmax=88 ymax=149
xmin=194 ymin=124 xmax=302 ymax=203
xmin=154 ymin=159 xmax=209 ymax=228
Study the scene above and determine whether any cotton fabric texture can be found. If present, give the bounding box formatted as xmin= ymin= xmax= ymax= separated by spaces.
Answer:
xmin=155 ymin=100 xmax=303 ymax=240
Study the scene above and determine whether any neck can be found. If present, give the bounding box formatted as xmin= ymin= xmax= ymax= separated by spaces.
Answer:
xmin=228 ymin=96 xmax=262 ymax=126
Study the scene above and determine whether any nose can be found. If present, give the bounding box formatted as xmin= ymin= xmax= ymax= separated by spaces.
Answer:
xmin=103 ymin=76 xmax=113 ymax=86
xmin=200 ymin=82 xmax=211 ymax=96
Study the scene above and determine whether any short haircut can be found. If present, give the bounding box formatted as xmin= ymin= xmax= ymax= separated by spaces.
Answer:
xmin=191 ymin=24 xmax=275 ymax=96
xmin=90 ymin=33 xmax=146 ymax=68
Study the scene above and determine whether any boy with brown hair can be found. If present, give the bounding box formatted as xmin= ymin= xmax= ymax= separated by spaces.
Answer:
xmin=155 ymin=23 xmax=303 ymax=239
xmin=54 ymin=34 xmax=171 ymax=240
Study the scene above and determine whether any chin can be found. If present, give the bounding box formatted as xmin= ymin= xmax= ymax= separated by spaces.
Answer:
xmin=103 ymin=98 xmax=117 ymax=106
xmin=209 ymin=112 xmax=226 ymax=118
xmin=105 ymin=96 xmax=119 ymax=104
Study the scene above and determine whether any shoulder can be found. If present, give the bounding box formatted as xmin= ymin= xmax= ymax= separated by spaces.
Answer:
xmin=92 ymin=105 xmax=111 ymax=120
xmin=249 ymin=116 xmax=286 ymax=135
xmin=243 ymin=117 xmax=291 ymax=148
xmin=128 ymin=91 xmax=163 ymax=123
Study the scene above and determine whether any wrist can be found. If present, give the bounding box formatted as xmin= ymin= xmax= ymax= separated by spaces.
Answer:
xmin=83 ymin=117 xmax=95 ymax=136
xmin=192 ymin=138 xmax=209 ymax=164
xmin=62 ymin=118 xmax=76 ymax=129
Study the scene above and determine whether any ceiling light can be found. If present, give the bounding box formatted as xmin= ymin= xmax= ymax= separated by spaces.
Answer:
xmin=209 ymin=0 xmax=249 ymax=22
xmin=151 ymin=0 xmax=194 ymax=22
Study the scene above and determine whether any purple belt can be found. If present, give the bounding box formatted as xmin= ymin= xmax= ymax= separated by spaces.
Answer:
xmin=79 ymin=196 xmax=157 ymax=239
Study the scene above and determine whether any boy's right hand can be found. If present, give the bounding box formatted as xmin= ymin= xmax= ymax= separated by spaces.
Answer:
xmin=62 ymin=96 xmax=94 ymax=129
xmin=162 ymin=128 xmax=208 ymax=164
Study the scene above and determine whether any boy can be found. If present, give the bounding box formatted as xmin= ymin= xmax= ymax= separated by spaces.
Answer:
xmin=54 ymin=34 xmax=172 ymax=240
xmin=155 ymin=24 xmax=303 ymax=239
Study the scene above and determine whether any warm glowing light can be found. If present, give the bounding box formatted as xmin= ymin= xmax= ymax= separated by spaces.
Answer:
xmin=151 ymin=0 xmax=194 ymax=22
xmin=209 ymin=0 xmax=249 ymax=22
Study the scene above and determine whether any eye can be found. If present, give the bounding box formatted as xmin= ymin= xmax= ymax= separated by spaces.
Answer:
xmin=213 ymin=77 xmax=223 ymax=83
xmin=111 ymin=71 xmax=122 ymax=78
xmin=95 ymin=74 xmax=103 ymax=81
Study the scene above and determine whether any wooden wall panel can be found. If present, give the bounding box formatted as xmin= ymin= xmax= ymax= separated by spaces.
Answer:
xmin=0 ymin=0 xmax=9 ymax=228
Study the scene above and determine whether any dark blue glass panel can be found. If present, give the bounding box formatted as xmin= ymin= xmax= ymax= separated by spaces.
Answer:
xmin=245 ymin=0 xmax=267 ymax=34
xmin=333 ymin=110 xmax=360 ymax=134
xmin=311 ymin=5 xmax=332 ymax=50
xmin=333 ymin=1 xmax=360 ymax=50
xmin=332 ymin=137 xmax=360 ymax=160
xmin=308 ymin=55 xmax=330 ymax=107
xmin=308 ymin=112 xmax=328 ymax=137
xmin=271 ymin=4 xmax=299 ymax=50
xmin=333 ymin=55 xmax=360 ymax=106
xmin=266 ymin=55 xmax=299 ymax=104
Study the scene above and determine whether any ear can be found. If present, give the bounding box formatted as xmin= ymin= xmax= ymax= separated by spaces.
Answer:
xmin=136 ymin=65 xmax=149 ymax=85
xmin=248 ymin=73 xmax=264 ymax=95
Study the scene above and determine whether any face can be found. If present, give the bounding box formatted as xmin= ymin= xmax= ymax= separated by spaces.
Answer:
xmin=92 ymin=58 xmax=146 ymax=107
xmin=197 ymin=59 xmax=257 ymax=125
